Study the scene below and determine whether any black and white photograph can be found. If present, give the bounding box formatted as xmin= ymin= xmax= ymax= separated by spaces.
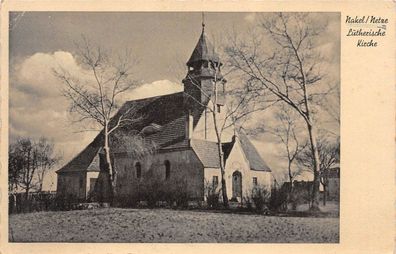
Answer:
xmin=8 ymin=11 xmax=341 ymax=243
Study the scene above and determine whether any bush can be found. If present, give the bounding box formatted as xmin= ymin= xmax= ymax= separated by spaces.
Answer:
xmin=207 ymin=192 xmax=220 ymax=208
xmin=113 ymin=194 xmax=140 ymax=208
xmin=204 ymin=180 xmax=220 ymax=209
xmin=137 ymin=175 xmax=192 ymax=208
xmin=167 ymin=178 xmax=191 ymax=208
xmin=54 ymin=194 xmax=80 ymax=211
xmin=289 ymin=187 xmax=311 ymax=210
xmin=242 ymin=194 xmax=253 ymax=211
xmin=269 ymin=186 xmax=289 ymax=212
xmin=140 ymin=178 xmax=166 ymax=208
xmin=251 ymin=185 xmax=270 ymax=214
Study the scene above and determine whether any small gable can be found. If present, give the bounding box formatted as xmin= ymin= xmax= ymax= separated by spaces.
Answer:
xmin=238 ymin=132 xmax=271 ymax=172
xmin=191 ymin=139 xmax=221 ymax=168
xmin=57 ymin=134 xmax=103 ymax=173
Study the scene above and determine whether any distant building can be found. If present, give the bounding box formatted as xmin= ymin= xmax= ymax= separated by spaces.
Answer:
xmin=325 ymin=164 xmax=340 ymax=200
xmin=56 ymin=24 xmax=272 ymax=203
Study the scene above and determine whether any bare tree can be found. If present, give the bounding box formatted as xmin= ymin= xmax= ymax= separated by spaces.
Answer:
xmin=11 ymin=138 xmax=37 ymax=197
xmin=270 ymin=106 xmax=306 ymax=186
xmin=35 ymin=137 xmax=61 ymax=192
xmin=226 ymin=13 xmax=334 ymax=211
xmin=54 ymin=37 xmax=144 ymax=201
xmin=9 ymin=142 xmax=23 ymax=193
xmin=297 ymin=136 xmax=339 ymax=205
xmin=8 ymin=137 xmax=60 ymax=196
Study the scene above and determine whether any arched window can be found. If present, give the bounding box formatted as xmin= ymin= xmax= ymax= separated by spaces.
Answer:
xmin=135 ymin=162 xmax=141 ymax=179
xmin=165 ymin=160 xmax=170 ymax=180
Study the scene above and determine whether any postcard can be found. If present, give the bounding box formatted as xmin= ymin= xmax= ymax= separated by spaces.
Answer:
xmin=1 ymin=1 xmax=394 ymax=254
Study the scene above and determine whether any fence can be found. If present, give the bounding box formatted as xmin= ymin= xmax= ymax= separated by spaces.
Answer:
xmin=8 ymin=191 xmax=86 ymax=214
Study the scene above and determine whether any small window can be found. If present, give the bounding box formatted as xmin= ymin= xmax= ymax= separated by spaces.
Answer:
xmin=135 ymin=162 xmax=142 ymax=179
xmin=165 ymin=160 xmax=170 ymax=180
xmin=217 ymin=104 xmax=221 ymax=113
xmin=253 ymin=177 xmax=258 ymax=186
xmin=212 ymin=176 xmax=219 ymax=188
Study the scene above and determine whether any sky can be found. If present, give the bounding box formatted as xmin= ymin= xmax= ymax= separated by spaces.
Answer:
xmin=9 ymin=12 xmax=340 ymax=190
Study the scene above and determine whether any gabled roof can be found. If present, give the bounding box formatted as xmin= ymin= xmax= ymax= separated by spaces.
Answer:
xmin=238 ymin=131 xmax=271 ymax=172
xmin=191 ymin=139 xmax=221 ymax=168
xmin=190 ymin=139 xmax=236 ymax=168
xmin=57 ymin=134 xmax=103 ymax=173
xmin=191 ymin=134 xmax=270 ymax=173
xmin=58 ymin=92 xmax=198 ymax=173
xmin=187 ymin=29 xmax=220 ymax=65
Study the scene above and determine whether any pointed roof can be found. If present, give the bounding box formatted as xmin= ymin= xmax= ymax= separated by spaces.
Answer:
xmin=238 ymin=131 xmax=271 ymax=172
xmin=187 ymin=27 xmax=220 ymax=66
xmin=56 ymin=134 xmax=103 ymax=173
xmin=190 ymin=133 xmax=271 ymax=173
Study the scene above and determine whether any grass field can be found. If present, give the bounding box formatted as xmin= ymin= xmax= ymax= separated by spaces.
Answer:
xmin=9 ymin=208 xmax=339 ymax=243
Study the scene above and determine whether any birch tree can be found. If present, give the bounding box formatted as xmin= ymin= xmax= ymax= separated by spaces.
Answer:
xmin=226 ymin=13 xmax=333 ymax=211
xmin=54 ymin=38 xmax=143 ymax=202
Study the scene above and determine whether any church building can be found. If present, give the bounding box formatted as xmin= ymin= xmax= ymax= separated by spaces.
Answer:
xmin=56 ymin=23 xmax=272 ymax=204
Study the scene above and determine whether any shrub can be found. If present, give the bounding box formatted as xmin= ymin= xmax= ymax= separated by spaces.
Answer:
xmin=251 ymin=185 xmax=270 ymax=214
xmin=204 ymin=180 xmax=220 ymax=209
xmin=140 ymin=178 xmax=166 ymax=208
xmin=54 ymin=194 xmax=80 ymax=211
xmin=113 ymin=194 xmax=140 ymax=208
xmin=207 ymin=192 xmax=220 ymax=208
xmin=167 ymin=178 xmax=191 ymax=208
xmin=137 ymin=174 xmax=192 ymax=208
xmin=269 ymin=186 xmax=289 ymax=212
xmin=242 ymin=193 xmax=253 ymax=211
xmin=289 ymin=187 xmax=311 ymax=210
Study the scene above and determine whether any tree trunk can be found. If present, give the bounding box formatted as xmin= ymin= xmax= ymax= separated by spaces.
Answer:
xmin=307 ymin=123 xmax=321 ymax=211
xmin=25 ymin=186 xmax=30 ymax=199
xmin=218 ymin=142 xmax=229 ymax=208
xmin=104 ymin=124 xmax=116 ymax=203
xmin=212 ymin=109 xmax=229 ymax=207
xmin=287 ymin=163 xmax=293 ymax=211
xmin=212 ymin=72 xmax=229 ymax=208
xmin=39 ymin=171 xmax=44 ymax=192
xmin=323 ymin=184 xmax=327 ymax=206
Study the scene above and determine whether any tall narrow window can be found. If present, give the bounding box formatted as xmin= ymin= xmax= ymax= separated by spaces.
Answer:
xmin=135 ymin=162 xmax=141 ymax=179
xmin=165 ymin=160 xmax=170 ymax=180
xmin=253 ymin=177 xmax=258 ymax=186
xmin=212 ymin=176 xmax=219 ymax=188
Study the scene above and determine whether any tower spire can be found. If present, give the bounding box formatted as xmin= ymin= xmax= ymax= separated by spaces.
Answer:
xmin=202 ymin=12 xmax=205 ymax=32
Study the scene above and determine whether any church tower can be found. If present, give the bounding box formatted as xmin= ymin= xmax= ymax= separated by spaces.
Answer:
xmin=183 ymin=21 xmax=226 ymax=111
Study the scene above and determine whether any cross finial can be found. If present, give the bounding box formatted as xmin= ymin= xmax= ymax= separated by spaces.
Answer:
xmin=202 ymin=12 xmax=205 ymax=32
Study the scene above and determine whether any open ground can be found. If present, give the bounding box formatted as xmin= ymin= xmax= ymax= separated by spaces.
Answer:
xmin=9 ymin=208 xmax=339 ymax=243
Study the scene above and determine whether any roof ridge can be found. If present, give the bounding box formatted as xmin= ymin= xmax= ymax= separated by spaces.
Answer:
xmin=125 ymin=91 xmax=183 ymax=104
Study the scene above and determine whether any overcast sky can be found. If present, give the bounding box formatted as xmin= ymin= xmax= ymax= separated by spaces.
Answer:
xmin=9 ymin=12 xmax=340 ymax=189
